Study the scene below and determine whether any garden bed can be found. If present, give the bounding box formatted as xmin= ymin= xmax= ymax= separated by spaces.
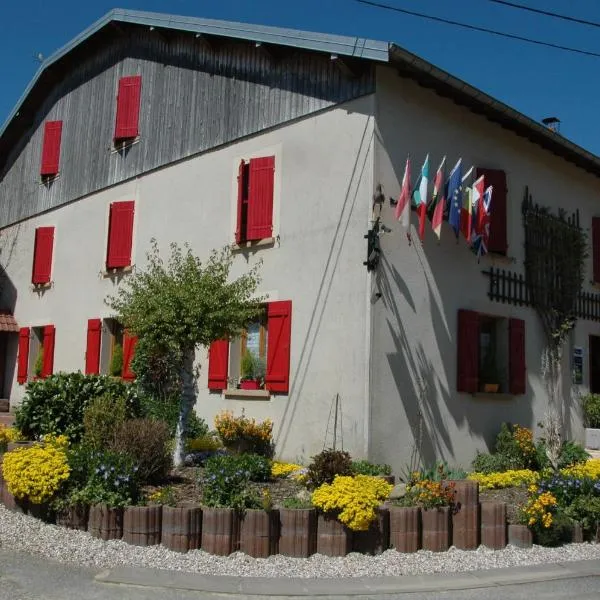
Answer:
xmin=480 ymin=487 xmax=528 ymax=525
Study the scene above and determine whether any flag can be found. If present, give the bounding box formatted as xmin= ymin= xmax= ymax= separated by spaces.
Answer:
xmin=446 ymin=159 xmax=463 ymax=238
xmin=394 ymin=157 xmax=411 ymax=232
xmin=428 ymin=156 xmax=446 ymax=241
xmin=471 ymin=174 xmax=485 ymax=238
xmin=460 ymin=167 xmax=474 ymax=243
xmin=412 ymin=155 xmax=429 ymax=242
xmin=472 ymin=185 xmax=493 ymax=261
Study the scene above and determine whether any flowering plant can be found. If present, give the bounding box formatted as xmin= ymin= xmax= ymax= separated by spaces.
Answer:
xmin=214 ymin=410 xmax=273 ymax=457
xmin=561 ymin=458 xmax=600 ymax=480
xmin=538 ymin=474 xmax=600 ymax=506
xmin=272 ymin=461 xmax=304 ymax=479
xmin=311 ymin=475 xmax=392 ymax=531
xmin=467 ymin=469 xmax=540 ymax=490
xmin=0 ymin=425 xmax=22 ymax=451
xmin=518 ymin=485 xmax=557 ymax=529
xmin=2 ymin=438 xmax=70 ymax=504
xmin=408 ymin=477 xmax=455 ymax=509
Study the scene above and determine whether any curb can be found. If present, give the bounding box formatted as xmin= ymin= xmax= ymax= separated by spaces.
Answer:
xmin=95 ymin=558 xmax=600 ymax=596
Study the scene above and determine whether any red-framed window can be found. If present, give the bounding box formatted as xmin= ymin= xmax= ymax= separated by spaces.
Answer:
xmin=40 ymin=120 xmax=63 ymax=177
xmin=106 ymin=201 xmax=135 ymax=269
xmin=235 ymin=156 xmax=275 ymax=244
xmin=208 ymin=300 xmax=292 ymax=393
xmin=114 ymin=75 xmax=142 ymax=142
xmin=17 ymin=325 xmax=55 ymax=383
xmin=31 ymin=226 xmax=55 ymax=285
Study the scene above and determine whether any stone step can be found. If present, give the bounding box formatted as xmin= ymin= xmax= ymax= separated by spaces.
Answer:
xmin=0 ymin=399 xmax=9 ymax=412
xmin=0 ymin=413 xmax=15 ymax=427
xmin=586 ymin=448 xmax=600 ymax=460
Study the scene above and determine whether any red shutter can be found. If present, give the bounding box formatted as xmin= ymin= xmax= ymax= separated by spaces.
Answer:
xmin=246 ymin=156 xmax=275 ymax=241
xmin=31 ymin=226 xmax=55 ymax=285
xmin=236 ymin=160 xmax=246 ymax=244
xmin=41 ymin=325 xmax=55 ymax=378
xmin=17 ymin=327 xmax=30 ymax=385
xmin=40 ymin=120 xmax=63 ymax=176
xmin=114 ymin=76 xmax=142 ymax=140
xmin=593 ymin=217 xmax=600 ymax=284
xmin=122 ymin=332 xmax=138 ymax=382
xmin=457 ymin=309 xmax=479 ymax=393
xmin=509 ymin=318 xmax=526 ymax=395
xmin=106 ymin=201 xmax=135 ymax=269
xmin=266 ymin=300 xmax=292 ymax=393
xmin=208 ymin=340 xmax=229 ymax=390
xmin=85 ymin=319 xmax=102 ymax=375
xmin=476 ymin=168 xmax=507 ymax=255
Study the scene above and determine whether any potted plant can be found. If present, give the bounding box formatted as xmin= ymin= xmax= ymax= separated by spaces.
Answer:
xmin=239 ymin=351 xmax=264 ymax=390
xmin=582 ymin=394 xmax=600 ymax=450
xmin=480 ymin=348 xmax=500 ymax=393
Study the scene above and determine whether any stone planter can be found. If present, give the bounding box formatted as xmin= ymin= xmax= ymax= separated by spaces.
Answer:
xmin=585 ymin=428 xmax=600 ymax=450
xmin=389 ymin=506 xmax=421 ymax=553
xmin=571 ymin=522 xmax=584 ymax=544
xmin=201 ymin=507 xmax=240 ymax=556
xmin=447 ymin=480 xmax=479 ymax=508
xmin=317 ymin=514 xmax=352 ymax=556
xmin=162 ymin=505 xmax=202 ymax=553
xmin=352 ymin=507 xmax=389 ymax=555
xmin=480 ymin=502 xmax=507 ymax=549
xmin=279 ymin=508 xmax=317 ymax=557
xmin=56 ymin=505 xmax=89 ymax=531
xmin=240 ymin=509 xmax=279 ymax=558
xmin=88 ymin=504 xmax=124 ymax=541
xmin=6 ymin=441 xmax=35 ymax=452
xmin=123 ymin=505 xmax=163 ymax=546
xmin=421 ymin=507 xmax=451 ymax=552
xmin=508 ymin=524 xmax=533 ymax=548
xmin=452 ymin=504 xmax=479 ymax=550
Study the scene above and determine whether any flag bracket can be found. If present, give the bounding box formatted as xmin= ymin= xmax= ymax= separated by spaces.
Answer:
xmin=364 ymin=217 xmax=383 ymax=271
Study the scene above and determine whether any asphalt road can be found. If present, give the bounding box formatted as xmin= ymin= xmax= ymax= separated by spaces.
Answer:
xmin=0 ymin=549 xmax=599 ymax=600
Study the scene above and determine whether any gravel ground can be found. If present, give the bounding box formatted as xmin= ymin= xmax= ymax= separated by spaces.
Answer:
xmin=2 ymin=505 xmax=600 ymax=578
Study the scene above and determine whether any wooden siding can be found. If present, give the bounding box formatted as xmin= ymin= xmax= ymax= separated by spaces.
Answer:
xmin=0 ymin=30 xmax=374 ymax=229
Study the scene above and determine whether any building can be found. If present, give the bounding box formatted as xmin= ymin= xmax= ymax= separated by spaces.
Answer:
xmin=1 ymin=9 xmax=599 ymax=471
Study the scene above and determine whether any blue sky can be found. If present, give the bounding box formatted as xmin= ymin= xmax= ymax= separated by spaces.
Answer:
xmin=1 ymin=0 xmax=600 ymax=155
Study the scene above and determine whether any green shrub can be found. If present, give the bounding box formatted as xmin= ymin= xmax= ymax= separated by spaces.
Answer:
xmin=109 ymin=344 xmax=123 ymax=377
xmin=15 ymin=373 xmax=142 ymax=441
xmin=351 ymin=460 xmax=392 ymax=476
xmin=565 ymin=495 xmax=600 ymax=537
xmin=234 ymin=453 xmax=272 ymax=482
xmin=109 ymin=419 xmax=172 ymax=484
xmin=306 ymin=448 xmax=353 ymax=489
xmin=187 ymin=434 xmax=223 ymax=452
xmin=535 ymin=440 xmax=590 ymax=470
xmin=140 ymin=393 xmax=209 ymax=439
xmin=532 ymin=510 xmax=573 ymax=547
xmin=582 ymin=394 xmax=600 ymax=429
xmin=418 ymin=461 xmax=468 ymax=481
xmin=471 ymin=452 xmax=512 ymax=474
xmin=82 ymin=394 xmax=127 ymax=449
xmin=201 ymin=454 xmax=260 ymax=510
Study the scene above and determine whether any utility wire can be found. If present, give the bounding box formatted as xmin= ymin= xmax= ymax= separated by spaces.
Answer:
xmin=486 ymin=0 xmax=600 ymax=29
xmin=355 ymin=0 xmax=600 ymax=58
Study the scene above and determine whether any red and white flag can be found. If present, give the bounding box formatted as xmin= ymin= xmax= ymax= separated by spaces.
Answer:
xmin=395 ymin=157 xmax=412 ymax=232
xmin=429 ymin=156 xmax=446 ymax=240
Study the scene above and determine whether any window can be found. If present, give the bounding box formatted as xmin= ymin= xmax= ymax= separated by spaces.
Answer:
xmin=31 ymin=226 xmax=55 ymax=285
xmin=17 ymin=325 xmax=55 ymax=383
xmin=208 ymin=300 xmax=292 ymax=393
xmin=476 ymin=168 xmax=507 ymax=255
xmin=235 ymin=156 xmax=275 ymax=244
xmin=85 ymin=318 xmax=136 ymax=380
xmin=592 ymin=218 xmax=600 ymax=284
xmin=106 ymin=201 xmax=135 ymax=269
xmin=114 ymin=76 xmax=142 ymax=142
xmin=40 ymin=120 xmax=63 ymax=178
xmin=457 ymin=309 xmax=525 ymax=395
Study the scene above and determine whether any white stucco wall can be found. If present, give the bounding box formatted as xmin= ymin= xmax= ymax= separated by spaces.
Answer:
xmin=370 ymin=66 xmax=600 ymax=472
xmin=0 ymin=95 xmax=375 ymax=463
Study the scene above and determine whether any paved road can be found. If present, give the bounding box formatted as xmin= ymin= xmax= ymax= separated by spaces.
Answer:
xmin=1 ymin=549 xmax=599 ymax=599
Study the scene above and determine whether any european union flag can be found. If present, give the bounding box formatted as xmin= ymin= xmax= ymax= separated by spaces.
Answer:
xmin=445 ymin=159 xmax=463 ymax=238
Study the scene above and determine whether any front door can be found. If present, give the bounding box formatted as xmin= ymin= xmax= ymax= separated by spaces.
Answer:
xmin=589 ymin=335 xmax=600 ymax=394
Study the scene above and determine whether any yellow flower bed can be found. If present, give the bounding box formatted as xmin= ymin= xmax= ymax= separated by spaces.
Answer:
xmin=1 ymin=438 xmax=70 ymax=504
xmin=561 ymin=458 xmax=600 ymax=480
xmin=214 ymin=410 xmax=273 ymax=444
xmin=521 ymin=486 xmax=557 ymax=528
xmin=271 ymin=461 xmax=304 ymax=479
xmin=467 ymin=469 xmax=540 ymax=490
xmin=311 ymin=475 xmax=392 ymax=531
xmin=0 ymin=425 xmax=22 ymax=448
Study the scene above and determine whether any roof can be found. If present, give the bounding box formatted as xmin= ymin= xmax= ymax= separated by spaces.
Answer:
xmin=0 ymin=312 xmax=19 ymax=333
xmin=2 ymin=8 xmax=600 ymax=179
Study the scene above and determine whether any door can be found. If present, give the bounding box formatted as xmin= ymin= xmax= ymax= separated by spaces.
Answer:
xmin=589 ymin=335 xmax=600 ymax=393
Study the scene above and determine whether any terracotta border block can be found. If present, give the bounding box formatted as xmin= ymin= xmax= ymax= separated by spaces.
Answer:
xmin=480 ymin=502 xmax=507 ymax=549
xmin=317 ymin=514 xmax=352 ymax=556
xmin=279 ymin=508 xmax=317 ymax=557
xmin=448 ymin=480 xmax=479 ymax=507
xmin=123 ymin=505 xmax=162 ymax=546
xmin=56 ymin=505 xmax=89 ymax=531
xmin=508 ymin=524 xmax=533 ymax=548
xmin=452 ymin=504 xmax=479 ymax=549
xmin=240 ymin=509 xmax=280 ymax=558
xmin=352 ymin=507 xmax=390 ymax=555
xmin=201 ymin=507 xmax=240 ymax=556
xmin=88 ymin=504 xmax=124 ymax=541
xmin=421 ymin=507 xmax=450 ymax=552
xmin=389 ymin=506 xmax=421 ymax=553
xmin=162 ymin=505 xmax=202 ymax=553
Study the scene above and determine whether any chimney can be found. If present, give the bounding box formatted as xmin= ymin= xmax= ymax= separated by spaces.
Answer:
xmin=542 ymin=117 xmax=560 ymax=133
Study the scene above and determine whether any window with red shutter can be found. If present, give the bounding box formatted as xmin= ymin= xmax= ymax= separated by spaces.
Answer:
xmin=592 ymin=217 xmax=600 ymax=284
xmin=235 ymin=156 xmax=275 ymax=243
xmin=457 ymin=309 xmax=479 ymax=393
xmin=208 ymin=340 xmax=230 ymax=390
xmin=31 ymin=226 xmax=55 ymax=285
xmin=114 ymin=76 xmax=142 ymax=141
xmin=476 ymin=168 xmax=507 ymax=255
xmin=40 ymin=121 xmax=63 ymax=177
xmin=265 ymin=300 xmax=292 ymax=393
xmin=122 ymin=332 xmax=138 ymax=382
xmin=85 ymin=319 xmax=102 ymax=375
xmin=17 ymin=328 xmax=30 ymax=385
xmin=41 ymin=325 xmax=55 ymax=378
xmin=106 ymin=201 xmax=135 ymax=269
xmin=509 ymin=318 xmax=526 ymax=395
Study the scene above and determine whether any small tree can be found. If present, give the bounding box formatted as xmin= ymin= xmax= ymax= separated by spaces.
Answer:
xmin=107 ymin=240 xmax=262 ymax=465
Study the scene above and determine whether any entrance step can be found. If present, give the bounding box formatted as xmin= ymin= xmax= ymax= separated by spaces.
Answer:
xmin=0 ymin=413 xmax=15 ymax=427
xmin=0 ymin=399 xmax=9 ymax=412
xmin=586 ymin=448 xmax=600 ymax=460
